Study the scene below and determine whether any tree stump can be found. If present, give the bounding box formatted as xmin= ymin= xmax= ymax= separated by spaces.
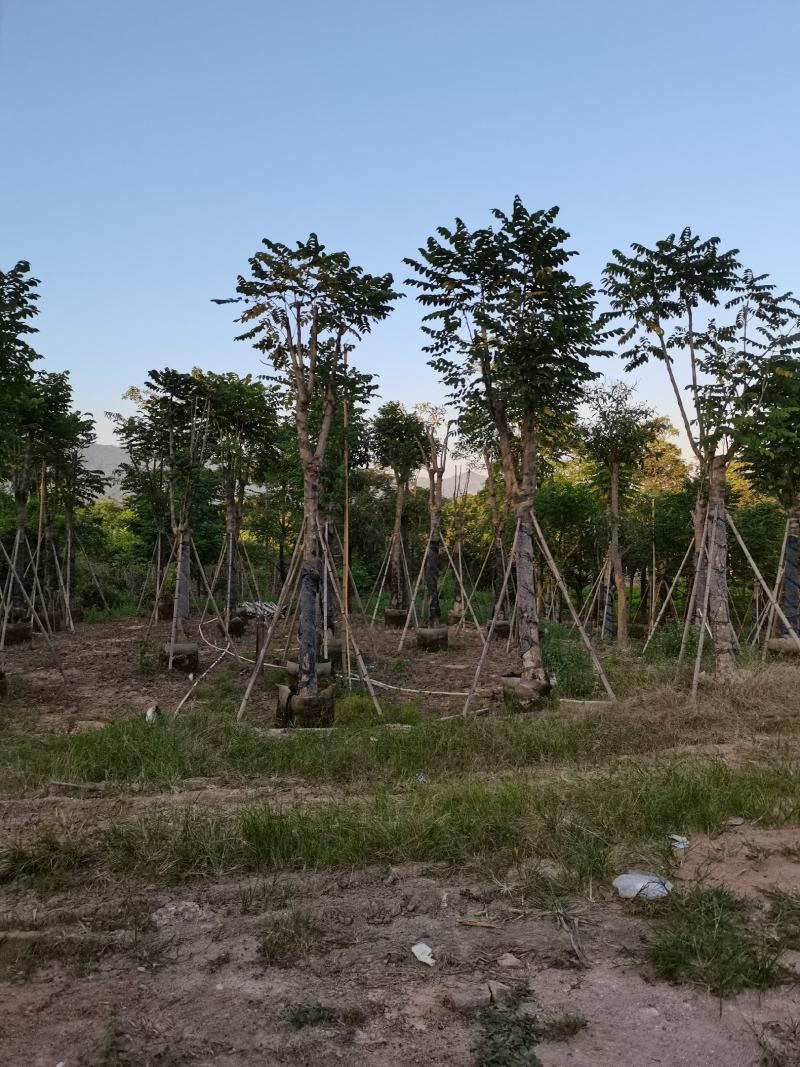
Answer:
xmin=218 ymin=615 xmax=246 ymax=639
xmin=489 ymin=620 xmax=511 ymax=639
xmin=416 ymin=626 xmax=449 ymax=652
xmin=159 ymin=641 xmax=199 ymax=674
xmin=384 ymin=609 xmax=407 ymax=629
xmin=501 ymin=675 xmax=551 ymax=714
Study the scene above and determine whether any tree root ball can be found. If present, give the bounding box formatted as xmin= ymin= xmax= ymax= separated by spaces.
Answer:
xmin=447 ymin=609 xmax=464 ymax=626
xmin=501 ymin=675 xmax=551 ymax=714
xmin=284 ymin=660 xmax=332 ymax=679
xmin=384 ymin=609 xmax=408 ymax=630
xmin=159 ymin=641 xmax=200 ymax=674
xmin=3 ymin=622 xmax=32 ymax=646
xmin=488 ymin=620 xmax=511 ymax=639
xmin=416 ymin=626 xmax=449 ymax=652
xmin=276 ymin=683 xmax=335 ymax=728
xmin=768 ymin=637 xmax=800 ymax=656
xmin=218 ymin=615 xmax=246 ymax=639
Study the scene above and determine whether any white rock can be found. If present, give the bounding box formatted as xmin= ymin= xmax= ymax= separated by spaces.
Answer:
xmin=488 ymin=980 xmax=513 ymax=1003
xmin=497 ymin=952 xmax=524 ymax=969
xmin=411 ymin=942 xmax=436 ymax=967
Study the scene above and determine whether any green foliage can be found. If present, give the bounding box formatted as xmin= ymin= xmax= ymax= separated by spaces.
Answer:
xmin=256 ymin=909 xmax=321 ymax=967
xmin=476 ymin=1009 xmax=542 ymax=1066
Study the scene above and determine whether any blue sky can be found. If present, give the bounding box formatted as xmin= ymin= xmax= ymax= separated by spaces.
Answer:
xmin=2 ymin=0 xmax=798 ymax=443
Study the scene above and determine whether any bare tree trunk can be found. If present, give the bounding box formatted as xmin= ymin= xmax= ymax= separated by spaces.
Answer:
xmin=782 ymin=503 xmax=799 ymax=635
xmin=389 ymin=478 xmax=406 ymax=610
xmin=297 ymin=469 xmax=321 ymax=694
xmin=707 ymin=455 xmax=738 ymax=678
xmin=426 ymin=510 xmax=441 ymax=626
xmin=609 ymin=461 xmax=628 ymax=649
xmin=175 ymin=524 xmax=192 ymax=639
xmin=692 ymin=486 xmax=707 ymax=625
xmin=516 ymin=501 xmax=548 ymax=686
xmin=224 ymin=494 xmax=241 ymax=624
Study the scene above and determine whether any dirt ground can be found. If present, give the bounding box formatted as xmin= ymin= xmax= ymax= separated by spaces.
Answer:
xmin=1 ymin=617 xmax=800 ymax=1066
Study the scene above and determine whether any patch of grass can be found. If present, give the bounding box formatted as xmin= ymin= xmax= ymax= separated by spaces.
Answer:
xmin=755 ymin=1019 xmax=800 ymax=1067
xmin=7 ymin=756 xmax=800 ymax=896
xmin=476 ymin=1009 xmax=542 ymax=1066
xmin=765 ymin=889 xmax=800 ymax=950
xmin=536 ymin=1012 xmax=587 ymax=1041
xmin=0 ymin=832 xmax=87 ymax=891
xmin=80 ymin=1020 xmax=188 ymax=1066
xmin=3 ymin=662 xmax=800 ymax=794
xmin=0 ymin=931 xmax=113 ymax=981
xmin=644 ymin=887 xmax=784 ymax=995
xmin=256 ymin=908 xmax=321 ymax=967
xmin=334 ymin=694 xmax=379 ymax=728
xmin=239 ymin=876 xmax=292 ymax=914
xmin=289 ymin=1001 xmax=367 ymax=1030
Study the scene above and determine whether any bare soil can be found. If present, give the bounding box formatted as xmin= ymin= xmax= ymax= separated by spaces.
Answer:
xmin=1 ymin=617 xmax=800 ymax=1066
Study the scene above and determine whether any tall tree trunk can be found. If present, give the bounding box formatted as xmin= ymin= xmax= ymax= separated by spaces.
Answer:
xmin=707 ymin=455 xmax=738 ymax=677
xmin=492 ymin=529 xmax=507 ymax=619
xmin=515 ymin=501 xmax=548 ymax=686
xmin=297 ymin=469 xmax=321 ymax=695
xmin=426 ymin=508 xmax=441 ymax=626
xmin=609 ymin=461 xmax=628 ymax=649
xmin=175 ymin=523 xmax=192 ymax=639
xmin=600 ymin=561 xmax=614 ymax=641
xmin=389 ymin=478 xmax=406 ymax=610
xmin=782 ymin=503 xmax=800 ymax=635
xmin=692 ymin=486 xmax=707 ymax=625
xmin=224 ymin=494 xmax=241 ymax=624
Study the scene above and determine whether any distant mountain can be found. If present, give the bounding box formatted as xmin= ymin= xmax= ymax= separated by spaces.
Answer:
xmin=84 ymin=443 xmax=126 ymax=495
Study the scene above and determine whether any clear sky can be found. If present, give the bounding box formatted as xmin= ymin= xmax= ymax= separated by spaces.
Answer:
xmin=2 ymin=0 xmax=798 ymax=444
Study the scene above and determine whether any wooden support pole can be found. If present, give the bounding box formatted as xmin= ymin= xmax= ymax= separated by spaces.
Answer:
xmin=0 ymin=538 xmax=66 ymax=681
xmin=441 ymin=537 xmax=485 ymax=645
xmin=398 ymin=530 xmax=433 ymax=652
xmin=642 ymin=539 xmax=694 ymax=654
xmin=531 ymin=512 xmax=616 ymax=702
xmin=691 ymin=506 xmax=718 ymax=701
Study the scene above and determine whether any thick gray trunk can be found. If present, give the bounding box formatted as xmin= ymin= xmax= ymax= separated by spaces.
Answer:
xmin=175 ymin=527 xmax=192 ymax=639
xmin=426 ymin=522 xmax=441 ymax=626
xmin=515 ymin=504 xmax=547 ymax=684
xmin=782 ymin=508 xmax=799 ymax=635
xmin=707 ymin=456 xmax=737 ymax=678
xmin=389 ymin=480 xmax=406 ymax=610
xmin=297 ymin=473 xmax=321 ymax=695
xmin=224 ymin=499 xmax=241 ymax=623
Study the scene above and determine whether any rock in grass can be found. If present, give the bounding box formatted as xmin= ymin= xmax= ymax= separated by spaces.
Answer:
xmin=612 ymin=871 xmax=672 ymax=899
xmin=445 ymin=986 xmax=492 ymax=1014
xmin=488 ymin=980 xmax=513 ymax=1004
xmin=497 ymin=952 xmax=524 ymax=969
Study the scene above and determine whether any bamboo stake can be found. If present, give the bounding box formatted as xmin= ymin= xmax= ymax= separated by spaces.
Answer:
xmin=463 ymin=520 xmax=521 ymax=716
xmin=441 ymin=537 xmax=485 ymax=645
xmin=0 ymin=539 xmax=65 ymax=681
xmin=676 ymin=506 xmax=710 ymax=675
xmin=236 ymin=520 xmax=305 ymax=722
xmin=370 ymin=531 xmax=394 ymax=627
xmin=727 ymin=511 xmax=800 ymax=657
xmin=317 ymin=517 xmax=381 ymax=717
xmin=191 ymin=538 xmax=239 ymax=652
xmin=642 ymin=539 xmax=694 ymax=654
xmin=761 ymin=520 xmax=790 ymax=662
xmin=531 ymin=512 xmax=616 ymax=702
xmin=399 ymin=536 xmax=419 ymax=627
xmin=52 ymin=542 xmax=75 ymax=632
xmin=0 ymin=531 xmax=22 ymax=654
xmin=75 ymin=533 xmax=111 ymax=614
xmin=142 ymin=536 xmax=178 ymax=645
xmin=398 ymin=530 xmax=433 ymax=652
xmin=24 ymin=536 xmax=54 ymax=635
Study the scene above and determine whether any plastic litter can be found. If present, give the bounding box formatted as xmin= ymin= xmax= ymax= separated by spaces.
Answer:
xmin=612 ymin=871 xmax=672 ymax=899
xmin=668 ymin=834 xmax=689 ymax=862
xmin=411 ymin=942 xmax=436 ymax=966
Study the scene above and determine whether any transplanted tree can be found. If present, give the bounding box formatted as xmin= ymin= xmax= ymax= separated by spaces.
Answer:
xmin=223 ymin=234 xmax=400 ymax=695
xmin=407 ymin=199 xmax=607 ymax=698
xmin=603 ymin=231 xmax=800 ymax=676
xmin=581 ymin=381 xmax=658 ymax=648
xmin=371 ymin=402 xmax=425 ymax=616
